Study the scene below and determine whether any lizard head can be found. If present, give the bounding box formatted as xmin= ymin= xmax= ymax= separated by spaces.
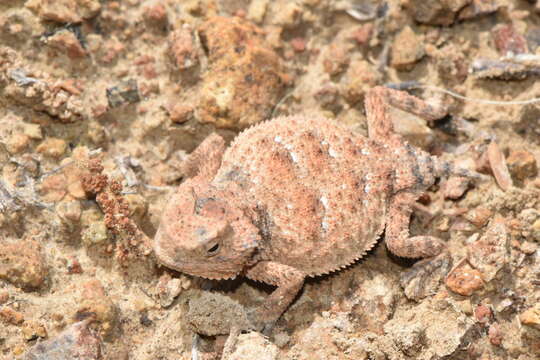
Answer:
xmin=154 ymin=179 xmax=260 ymax=280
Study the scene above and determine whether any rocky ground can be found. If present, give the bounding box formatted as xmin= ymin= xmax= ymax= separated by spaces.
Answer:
xmin=1 ymin=0 xmax=540 ymax=359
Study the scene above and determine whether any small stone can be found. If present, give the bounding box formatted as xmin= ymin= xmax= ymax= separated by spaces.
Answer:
xmin=23 ymin=320 xmax=101 ymax=360
xmin=226 ymin=332 xmax=279 ymax=360
xmin=323 ymin=42 xmax=350 ymax=76
xmin=168 ymin=103 xmax=194 ymax=124
xmin=81 ymin=221 xmax=109 ymax=245
xmin=351 ymin=24 xmax=373 ymax=46
xmin=156 ymin=273 xmax=187 ymax=308
xmin=464 ymin=206 xmax=493 ymax=228
xmin=492 ymin=24 xmax=528 ymax=56
xmin=391 ymin=108 xmax=434 ymax=149
xmin=0 ymin=291 xmax=9 ymax=305
xmin=22 ymin=321 xmax=47 ymax=341
xmin=46 ymin=29 xmax=86 ymax=59
xmin=458 ymin=0 xmax=500 ymax=20
xmin=391 ymin=26 xmax=425 ymax=71
xmin=342 ymin=60 xmax=382 ymax=105
xmin=22 ymin=123 xmax=43 ymax=140
xmin=291 ymin=37 xmax=306 ymax=52
xmin=26 ymin=0 xmax=101 ymax=23
xmin=467 ymin=216 xmax=509 ymax=282
xmin=487 ymin=141 xmax=513 ymax=191
xmin=531 ymin=219 xmax=540 ymax=242
xmin=5 ymin=132 xmax=30 ymax=154
xmin=487 ymin=324 xmax=503 ymax=348
xmin=187 ymin=292 xmax=250 ymax=336
xmin=169 ymin=26 xmax=198 ymax=70
xmin=506 ymin=149 xmax=538 ymax=181
xmin=76 ymin=280 xmax=116 ymax=337
xmin=520 ymin=304 xmax=540 ymax=330
xmin=409 ymin=0 xmax=469 ymax=26
xmin=519 ymin=241 xmax=538 ymax=254
xmin=0 ymin=307 xmax=24 ymax=325
xmin=106 ymin=79 xmax=140 ymax=108
xmin=143 ymin=2 xmax=167 ymax=24
xmin=0 ymin=239 xmax=48 ymax=290
xmin=247 ymin=0 xmax=269 ymax=23
xmin=197 ymin=16 xmax=287 ymax=130
xmin=40 ymin=174 xmax=68 ymax=202
xmin=474 ymin=304 xmax=492 ymax=325
xmin=56 ymin=200 xmax=82 ymax=224
xmin=443 ymin=176 xmax=471 ymax=200
xmin=445 ymin=260 xmax=484 ymax=296
xmin=37 ymin=138 xmax=67 ymax=158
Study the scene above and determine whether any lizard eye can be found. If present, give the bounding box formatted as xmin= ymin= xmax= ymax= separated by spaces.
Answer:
xmin=205 ymin=242 xmax=220 ymax=257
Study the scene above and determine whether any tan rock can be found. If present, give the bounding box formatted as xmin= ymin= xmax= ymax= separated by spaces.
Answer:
xmin=46 ymin=29 xmax=86 ymax=59
xmin=37 ymin=137 xmax=67 ymax=158
xmin=506 ymin=149 xmax=538 ymax=181
xmin=197 ymin=16 xmax=287 ymax=130
xmin=26 ymin=0 xmax=101 ymax=23
xmin=408 ymin=0 xmax=469 ymax=26
xmin=0 ymin=239 xmax=48 ymax=290
xmin=520 ymin=304 xmax=540 ymax=330
xmin=5 ymin=132 xmax=30 ymax=154
xmin=76 ymin=280 xmax=116 ymax=337
xmin=0 ymin=307 xmax=24 ymax=325
xmin=391 ymin=26 xmax=425 ymax=70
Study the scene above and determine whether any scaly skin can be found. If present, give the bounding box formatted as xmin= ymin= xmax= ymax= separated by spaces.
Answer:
xmin=154 ymin=86 xmax=477 ymax=331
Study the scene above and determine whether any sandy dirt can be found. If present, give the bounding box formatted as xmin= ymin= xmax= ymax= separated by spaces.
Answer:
xmin=0 ymin=0 xmax=539 ymax=359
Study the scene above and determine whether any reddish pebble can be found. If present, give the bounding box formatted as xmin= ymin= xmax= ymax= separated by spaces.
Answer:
xmin=474 ymin=304 xmax=492 ymax=324
xmin=492 ymin=24 xmax=528 ymax=55
xmin=291 ymin=37 xmax=306 ymax=52
xmin=446 ymin=260 xmax=485 ymax=296
xmin=488 ymin=323 xmax=503 ymax=346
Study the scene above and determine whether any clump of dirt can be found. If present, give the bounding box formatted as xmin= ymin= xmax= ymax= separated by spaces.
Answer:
xmin=0 ymin=0 xmax=539 ymax=359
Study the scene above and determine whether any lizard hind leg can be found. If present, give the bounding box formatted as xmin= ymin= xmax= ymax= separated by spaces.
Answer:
xmin=364 ymin=86 xmax=448 ymax=145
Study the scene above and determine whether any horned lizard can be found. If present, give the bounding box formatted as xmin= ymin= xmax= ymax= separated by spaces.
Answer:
xmin=154 ymin=86 xmax=480 ymax=331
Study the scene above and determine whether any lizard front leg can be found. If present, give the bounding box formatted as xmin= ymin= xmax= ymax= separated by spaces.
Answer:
xmin=245 ymin=261 xmax=305 ymax=333
xmin=385 ymin=192 xmax=445 ymax=258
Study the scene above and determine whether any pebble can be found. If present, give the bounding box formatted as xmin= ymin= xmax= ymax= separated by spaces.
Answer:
xmin=81 ymin=221 xmax=109 ymax=245
xmin=506 ymin=149 xmax=538 ymax=181
xmin=467 ymin=216 xmax=509 ymax=282
xmin=25 ymin=0 xmax=101 ymax=23
xmin=5 ymin=132 xmax=29 ymax=154
xmin=168 ymin=103 xmax=194 ymax=124
xmin=445 ymin=260 xmax=485 ymax=296
xmin=0 ymin=239 xmax=48 ymax=290
xmin=488 ymin=323 xmax=503 ymax=346
xmin=22 ymin=320 xmax=101 ymax=360
xmin=197 ymin=16 xmax=287 ymax=130
xmin=22 ymin=123 xmax=42 ymax=140
xmin=487 ymin=141 xmax=513 ymax=191
xmin=46 ymin=29 xmax=86 ymax=59
xmin=22 ymin=321 xmax=47 ymax=341
xmin=76 ymin=280 xmax=116 ymax=337
xmin=520 ymin=304 xmax=540 ymax=330
xmin=409 ymin=0 xmax=469 ymax=26
xmin=36 ymin=137 xmax=67 ymax=158
xmin=492 ymin=24 xmax=528 ymax=56
xmin=168 ymin=25 xmax=198 ymax=70
xmin=0 ymin=307 xmax=24 ymax=325
xmin=224 ymin=332 xmax=279 ymax=360
xmin=247 ymin=0 xmax=269 ymax=23
xmin=443 ymin=176 xmax=470 ymax=200
xmin=391 ymin=26 xmax=425 ymax=71
xmin=464 ymin=206 xmax=493 ymax=228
